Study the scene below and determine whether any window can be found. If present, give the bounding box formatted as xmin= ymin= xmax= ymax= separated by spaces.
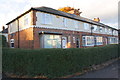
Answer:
xmin=108 ymin=37 xmax=118 ymax=44
xmin=99 ymin=27 xmax=103 ymax=32
xmin=113 ymin=30 xmax=118 ymax=35
xmin=44 ymin=35 xmax=61 ymax=48
xmin=73 ymin=37 xmax=76 ymax=43
xmin=74 ymin=21 xmax=79 ymax=29
xmin=109 ymin=29 xmax=112 ymax=34
xmin=105 ymin=28 xmax=108 ymax=33
xmin=82 ymin=36 xmax=94 ymax=46
xmin=41 ymin=13 xmax=52 ymax=24
xmin=10 ymin=39 xmax=14 ymax=48
xmin=93 ymin=25 xmax=98 ymax=31
xmin=84 ymin=23 xmax=90 ymax=30
xmin=113 ymin=30 xmax=115 ymax=35
xmin=63 ymin=18 xmax=67 ymax=27
xmin=24 ymin=14 xmax=29 ymax=26
xmin=95 ymin=36 xmax=103 ymax=45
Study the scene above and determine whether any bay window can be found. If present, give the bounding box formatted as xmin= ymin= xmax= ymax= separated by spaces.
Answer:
xmin=108 ymin=37 xmax=118 ymax=44
xmin=95 ymin=36 xmax=103 ymax=45
xmin=82 ymin=36 xmax=94 ymax=46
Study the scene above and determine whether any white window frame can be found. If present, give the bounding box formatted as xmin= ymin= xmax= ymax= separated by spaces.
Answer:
xmin=95 ymin=36 xmax=103 ymax=45
xmin=10 ymin=39 xmax=14 ymax=48
xmin=73 ymin=37 xmax=76 ymax=43
xmin=99 ymin=27 xmax=103 ymax=32
xmin=84 ymin=23 xmax=90 ymax=30
xmin=43 ymin=34 xmax=61 ymax=48
xmin=63 ymin=18 xmax=67 ymax=27
xmin=105 ymin=28 xmax=108 ymax=33
xmin=108 ymin=37 xmax=118 ymax=44
xmin=82 ymin=36 xmax=94 ymax=46
xmin=24 ymin=14 xmax=29 ymax=26
xmin=74 ymin=21 xmax=79 ymax=29
xmin=93 ymin=25 xmax=98 ymax=31
xmin=41 ymin=13 xmax=52 ymax=25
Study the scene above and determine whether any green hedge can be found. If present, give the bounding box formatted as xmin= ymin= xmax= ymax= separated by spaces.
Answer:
xmin=2 ymin=44 xmax=120 ymax=78
xmin=0 ymin=35 xmax=8 ymax=47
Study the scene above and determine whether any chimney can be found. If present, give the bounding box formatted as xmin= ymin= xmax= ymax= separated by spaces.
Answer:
xmin=2 ymin=26 xmax=5 ymax=31
xmin=58 ymin=7 xmax=82 ymax=16
xmin=68 ymin=8 xmax=82 ymax=16
xmin=93 ymin=18 xmax=100 ymax=22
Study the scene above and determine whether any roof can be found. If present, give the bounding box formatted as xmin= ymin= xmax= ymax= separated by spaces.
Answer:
xmin=6 ymin=6 xmax=118 ymax=30
xmin=1 ymin=28 xmax=8 ymax=33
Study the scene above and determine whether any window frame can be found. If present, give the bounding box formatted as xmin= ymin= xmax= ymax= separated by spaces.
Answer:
xmin=10 ymin=39 xmax=14 ymax=48
xmin=84 ymin=23 xmax=90 ymax=30
xmin=82 ymin=36 xmax=94 ymax=46
xmin=41 ymin=13 xmax=52 ymax=25
xmin=95 ymin=36 xmax=103 ymax=45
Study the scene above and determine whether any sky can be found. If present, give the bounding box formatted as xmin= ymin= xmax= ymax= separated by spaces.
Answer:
xmin=0 ymin=0 xmax=119 ymax=31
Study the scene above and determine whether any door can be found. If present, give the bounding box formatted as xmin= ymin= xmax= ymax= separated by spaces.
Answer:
xmin=76 ymin=37 xmax=80 ymax=48
xmin=105 ymin=38 xmax=108 ymax=45
xmin=62 ymin=37 xmax=67 ymax=48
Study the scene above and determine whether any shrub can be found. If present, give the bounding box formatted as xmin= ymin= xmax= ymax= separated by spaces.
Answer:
xmin=1 ymin=35 xmax=8 ymax=47
xmin=2 ymin=44 xmax=119 ymax=78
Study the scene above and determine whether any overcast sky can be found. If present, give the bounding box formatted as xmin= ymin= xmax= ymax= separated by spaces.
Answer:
xmin=0 ymin=0 xmax=119 ymax=31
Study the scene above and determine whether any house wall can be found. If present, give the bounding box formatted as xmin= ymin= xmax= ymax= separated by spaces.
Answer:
xmin=33 ymin=27 xmax=118 ymax=49
xmin=8 ymin=27 xmax=33 ymax=49
xmin=35 ymin=11 xmax=118 ymax=36
xmin=7 ymin=10 xmax=119 ymax=49
xmin=8 ymin=10 xmax=35 ymax=49
xmin=8 ymin=11 xmax=32 ymax=34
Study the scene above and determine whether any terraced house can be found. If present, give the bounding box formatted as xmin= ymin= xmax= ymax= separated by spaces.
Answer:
xmin=6 ymin=7 xmax=119 ymax=49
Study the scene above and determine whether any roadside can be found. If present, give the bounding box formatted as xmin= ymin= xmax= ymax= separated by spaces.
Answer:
xmin=73 ymin=59 xmax=119 ymax=78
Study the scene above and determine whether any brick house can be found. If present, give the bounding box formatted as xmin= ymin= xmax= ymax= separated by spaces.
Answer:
xmin=6 ymin=7 xmax=119 ymax=49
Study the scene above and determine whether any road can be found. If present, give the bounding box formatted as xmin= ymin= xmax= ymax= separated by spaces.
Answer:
xmin=74 ymin=60 xmax=120 ymax=78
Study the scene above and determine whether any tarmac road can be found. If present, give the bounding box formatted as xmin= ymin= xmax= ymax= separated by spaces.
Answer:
xmin=74 ymin=59 xmax=120 ymax=78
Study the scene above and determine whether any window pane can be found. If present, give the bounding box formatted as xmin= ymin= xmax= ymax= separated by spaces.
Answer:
xmin=84 ymin=23 xmax=89 ymax=30
xmin=44 ymin=35 xmax=61 ymax=48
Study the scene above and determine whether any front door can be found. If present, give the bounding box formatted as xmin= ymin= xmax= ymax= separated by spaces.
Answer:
xmin=62 ymin=37 xmax=67 ymax=48
xmin=76 ymin=37 xmax=80 ymax=48
xmin=105 ymin=38 xmax=108 ymax=45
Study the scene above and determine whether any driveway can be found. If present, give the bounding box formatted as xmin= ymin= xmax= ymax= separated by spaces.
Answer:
xmin=74 ymin=59 xmax=120 ymax=78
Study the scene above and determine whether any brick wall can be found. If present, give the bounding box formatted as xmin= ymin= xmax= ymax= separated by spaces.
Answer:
xmin=8 ymin=27 xmax=118 ymax=49
xmin=8 ymin=27 xmax=34 ymax=49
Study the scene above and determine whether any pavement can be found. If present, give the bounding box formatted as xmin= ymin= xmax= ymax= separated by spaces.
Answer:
xmin=74 ymin=59 xmax=120 ymax=78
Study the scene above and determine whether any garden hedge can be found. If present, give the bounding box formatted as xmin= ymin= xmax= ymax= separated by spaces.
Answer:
xmin=1 ymin=35 xmax=8 ymax=47
xmin=2 ymin=44 xmax=120 ymax=78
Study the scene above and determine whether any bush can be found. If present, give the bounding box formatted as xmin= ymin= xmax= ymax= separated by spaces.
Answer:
xmin=2 ymin=44 xmax=119 ymax=78
xmin=1 ymin=35 xmax=8 ymax=47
